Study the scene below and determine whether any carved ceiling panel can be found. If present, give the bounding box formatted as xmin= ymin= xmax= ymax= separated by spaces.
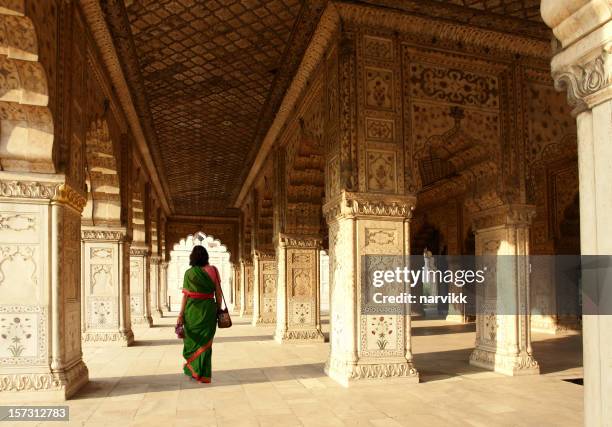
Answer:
xmin=124 ymin=0 xmax=306 ymax=214
xmin=431 ymin=0 xmax=542 ymax=21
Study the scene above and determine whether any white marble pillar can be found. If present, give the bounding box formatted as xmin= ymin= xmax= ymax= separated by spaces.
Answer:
xmin=232 ymin=263 xmax=241 ymax=314
xmin=0 ymin=175 xmax=89 ymax=400
xmin=252 ymin=251 xmax=277 ymax=326
xmin=274 ymin=236 xmax=324 ymax=342
xmin=239 ymin=259 xmax=254 ymax=317
xmin=129 ymin=247 xmax=152 ymax=327
xmin=81 ymin=227 xmax=134 ymax=345
xmin=541 ymin=1 xmax=612 ymax=423
xmin=322 ymin=191 xmax=418 ymax=385
xmin=469 ymin=204 xmax=539 ymax=376
xmin=150 ymin=256 xmax=162 ymax=318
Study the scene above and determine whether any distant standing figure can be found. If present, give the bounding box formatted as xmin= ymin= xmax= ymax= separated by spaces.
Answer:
xmin=176 ymin=245 xmax=223 ymax=383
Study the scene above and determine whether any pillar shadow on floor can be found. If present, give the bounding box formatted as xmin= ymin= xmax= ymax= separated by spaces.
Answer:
xmin=73 ymin=362 xmax=328 ymax=399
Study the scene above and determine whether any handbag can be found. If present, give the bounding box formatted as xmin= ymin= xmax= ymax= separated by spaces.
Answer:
xmin=207 ymin=265 xmax=232 ymax=328
xmin=175 ymin=323 xmax=185 ymax=339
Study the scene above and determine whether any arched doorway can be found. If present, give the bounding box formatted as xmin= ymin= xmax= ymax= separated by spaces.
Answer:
xmin=167 ymin=232 xmax=232 ymax=311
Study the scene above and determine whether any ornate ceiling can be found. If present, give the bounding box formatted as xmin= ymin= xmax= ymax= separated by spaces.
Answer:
xmin=103 ymin=0 xmax=548 ymax=217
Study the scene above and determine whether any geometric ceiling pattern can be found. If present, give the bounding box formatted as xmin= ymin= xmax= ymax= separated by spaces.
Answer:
xmin=107 ymin=0 xmax=547 ymax=216
xmin=125 ymin=0 xmax=303 ymax=215
xmin=431 ymin=0 xmax=542 ymax=21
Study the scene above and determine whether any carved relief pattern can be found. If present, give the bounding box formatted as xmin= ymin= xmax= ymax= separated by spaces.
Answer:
xmin=365 ymin=118 xmax=394 ymax=142
xmin=366 ymin=150 xmax=396 ymax=192
xmin=0 ymin=305 xmax=46 ymax=365
xmin=365 ymin=67 xmax=393 ymax=110
xmin=88 ymin=297 xmax=117 ymax=329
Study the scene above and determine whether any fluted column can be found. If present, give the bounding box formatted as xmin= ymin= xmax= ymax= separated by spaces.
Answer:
xmin=542 ymin=1 xmax=612 ymax=424
xmin=81 ymin=227 xmax=134 ymax=346
xmin=468 ymin=204 xmax=539 ymax=376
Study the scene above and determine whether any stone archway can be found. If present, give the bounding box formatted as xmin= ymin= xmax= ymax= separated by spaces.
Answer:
xmin=168 ymin=232 xmax=232 ymax=312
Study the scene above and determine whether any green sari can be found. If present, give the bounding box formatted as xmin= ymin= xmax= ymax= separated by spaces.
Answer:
xmin=182 ymin=266 xmax=217 ymax=382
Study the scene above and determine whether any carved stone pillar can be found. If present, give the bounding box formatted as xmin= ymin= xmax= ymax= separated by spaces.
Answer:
xmin=274 ymin=236 xmax=324 ymax=342
xmin=469 ymin=204 xmax=539 ymax=376
xmin=232 ymin=263 xmax=241 ymax=314
xmin=322 ymin=191 xmax=418 ymax=385
xmin=158 ymin=261 xmax=169 ymax=311
xmin=252 ymin=251 xmax=277 ymax=326
xmin=150 ymin=256 xmax=162 ymax=318
xmin=81 ymin=227 xmax=134 ymax=346
xmin=0 ymin=176 xmax=89 ymax=400
xmin=542 ymin=1 xmax=612 ymax=423
xmin=129 ymin=247 xmax=152 ymax=327
xmin=239 ymin=259 xmax=254 ymax=317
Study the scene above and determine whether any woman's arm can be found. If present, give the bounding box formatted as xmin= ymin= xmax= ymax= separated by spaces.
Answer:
xmin=212 ymin=266 xmax=223 ymax=312
xmin=177 ymin=293 xmax=187 ymax=325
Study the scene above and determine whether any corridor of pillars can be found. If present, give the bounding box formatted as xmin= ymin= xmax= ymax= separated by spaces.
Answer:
xmin=0 ymin=1 xmax=609 ymax=424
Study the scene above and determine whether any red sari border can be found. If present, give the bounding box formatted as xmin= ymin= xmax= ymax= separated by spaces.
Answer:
xmin=182 ymin=289 xmax=215 ymax=299
xmin=183 ymin=338 xmax=213 ymax=383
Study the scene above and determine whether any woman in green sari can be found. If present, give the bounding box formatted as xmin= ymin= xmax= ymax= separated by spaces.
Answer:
xmin=176 ymin=245 xmax=223 ymax=383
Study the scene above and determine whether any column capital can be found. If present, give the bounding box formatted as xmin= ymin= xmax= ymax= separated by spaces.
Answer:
xmin=277 ymin=234 xmax=322 ymax=249
xmin=542 ymin=0 xmax=612 ymax=112
xmin=253 ymin=249 xmax=276 ymax=260
xmin=81 ymin=226 xmax=128 ymax=242
xmin=323 ymin=191 xmax=416 ymax=223
xmin=471 ymin=204 xmax=536 ymax=231
xmin=129 ymin=246 xmax=150 ymax=257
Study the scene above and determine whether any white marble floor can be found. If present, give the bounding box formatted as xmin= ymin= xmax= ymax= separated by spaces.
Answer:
xmin=28 ymin=315 xmax=583 ymax=426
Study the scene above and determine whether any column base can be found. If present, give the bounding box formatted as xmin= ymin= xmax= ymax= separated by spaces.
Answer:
xmin=152 ymin=309 xmax=164 ymax=318
xmin=0 ymin=360 xmax=89 ymax=402
xmin=252 ymin=317 xmax=276 ymax=327
xmin=324 ymin=357 xmax=419 ymax=387
xmin=531 ymin=315 xmax=581 ymax=335
xmin=132 ymin=316 xmax=153 ymax=327
xmin=469 ymin=347 xmax=540 ymax=376
xmin=82 ymin=330 xmax=134 ymax=346
xmin=240 ymin=310 xmax=252 ymax=318
xmin=274 ymin=327 xmax=325 ymax=343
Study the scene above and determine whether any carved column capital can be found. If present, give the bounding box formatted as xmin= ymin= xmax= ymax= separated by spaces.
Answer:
xmin=277 ymin=234 xmax=322 ymax=249
xmin=323 ymin=191 xmax=416 ymax=223
xmin=552 ymin=43 xmax=612 ymax=113
xmin=471 ymin=204 xmax=536 ymax=231
xmin=81 ymin=226 xmax=128 ymax=242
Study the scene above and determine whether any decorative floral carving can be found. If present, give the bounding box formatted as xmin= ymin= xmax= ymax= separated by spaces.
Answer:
xmin=365 ymin=67 xmax=393 ymax=110
xmin=365 ymin=118 xmax=394 ymax=142
xmin=0 ymin=214 xmax=36 ymax=232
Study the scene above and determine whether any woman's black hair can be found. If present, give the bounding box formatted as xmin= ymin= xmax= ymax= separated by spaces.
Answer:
xmin=189 ymin=245 xmax=209 ymax=267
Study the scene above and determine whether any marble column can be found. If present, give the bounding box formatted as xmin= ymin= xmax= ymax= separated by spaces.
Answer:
xmin=542 ymin=1 xmax=612 ymax=423
xmin=274 ymin=235 xmax=324 ymax=342
xmin=232 ymin=263 xmax=241 ymax=314
xmin=150 ymin=256 xmax=162 ymax=318
xmin=239 ymin=259 xmax=254 ymax=317
xmin=469 ymin=204 xmax=539 ymax=376
xmin=129 ymin=247 xmax=152 ymax=327
xmin=322 ymin=191 xmax=418 ymax=385
xmin=0 ymin=175 xmax=89 ymax=400
xmin=81 ymin=226 xmax=134 ymax=345
xmin=161 ymin=261 xmax=169 ymax=311
xmin=252 ymin=251 xmax=277 ymax=326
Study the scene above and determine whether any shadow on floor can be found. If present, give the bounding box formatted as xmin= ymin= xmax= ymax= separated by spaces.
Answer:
xmin=74 ymin=363 xmax=327 ymax=399
xmin=411 ymin=321 xmax=476 ymax=336
xmin=131 ymin=335 xmax=275 ymax=346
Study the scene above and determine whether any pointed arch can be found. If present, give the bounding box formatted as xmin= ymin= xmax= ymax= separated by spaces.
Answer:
xmin=0 ymin=1 xmax=54 ymax=172
xmin=82 ymin=118 xmax=121 ymax=224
